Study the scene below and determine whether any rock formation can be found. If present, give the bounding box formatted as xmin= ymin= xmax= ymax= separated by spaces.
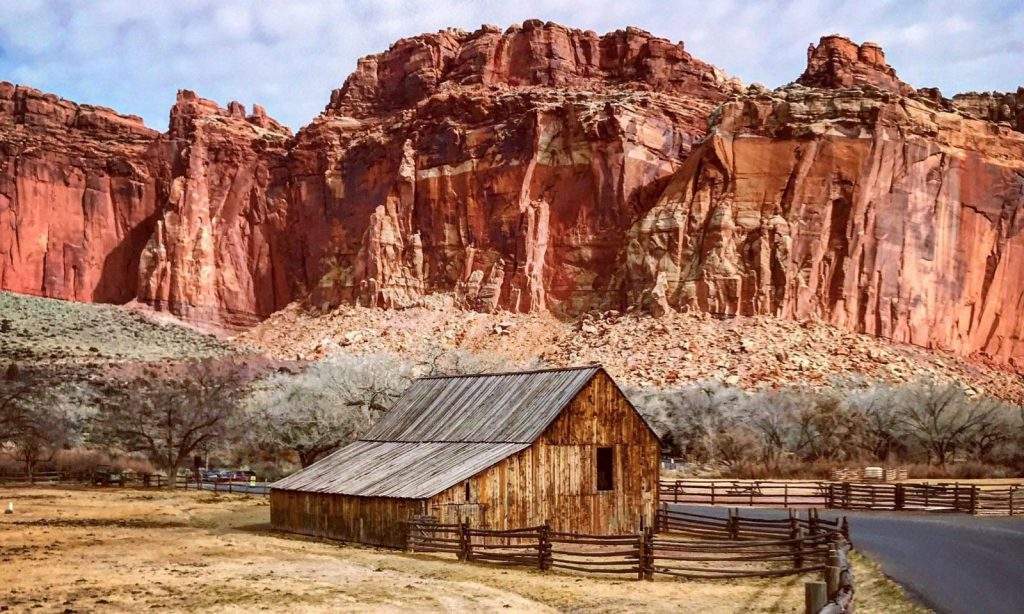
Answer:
xmin=0 ymin=84 xmax=302 ymax=327
xmin=136 ymin=91 xmax=295 ymax=327
xmin=1 ymin=24 xmax=1023 ymax=370
xmin=288 ymin=22 xmax=738 ymax=314
xmin=952 ymin=87 xmax=1024 ymax=132
xmin=618 ymin=37 xmax=1024 ymax=368
xmin=0 ymin=83 xmax=160 ymax=304
xmin=797 ymin=35 xmax=913 ymax=95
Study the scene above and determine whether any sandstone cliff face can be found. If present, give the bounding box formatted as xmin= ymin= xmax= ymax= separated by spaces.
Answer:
xmin=290 ymin=21 xmax=735 ymax=315
xmin=2 ymin=24 xmax=1024 ymax=370
xmin=135 ymin=91 xmax=296 ymax=327
xmin=619 ymin=37 xmax=1024 ymax=367
xmin=0 ymin=82 xmax=160 ymax=304
xmin=0 ymin=83 xmax=301 ymax=327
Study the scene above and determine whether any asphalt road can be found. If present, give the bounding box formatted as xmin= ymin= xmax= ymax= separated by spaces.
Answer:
xmin=677 ymin=505 xmax=1024 ymax=614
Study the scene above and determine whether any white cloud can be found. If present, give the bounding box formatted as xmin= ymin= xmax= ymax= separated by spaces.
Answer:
xmin=0 ymin=0 xmax=1021 ymax=130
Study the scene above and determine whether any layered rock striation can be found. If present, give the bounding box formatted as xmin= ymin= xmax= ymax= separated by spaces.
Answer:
xmin=1 ymin=25 xmax=1024 ymax=369
xmin=619 ymin=36 xmax=1024 ymax=367
xmin=136 ymin=91 xmax=295 ymax=327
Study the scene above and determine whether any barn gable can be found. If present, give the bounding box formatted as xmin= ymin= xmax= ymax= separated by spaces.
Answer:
xmin=271 ymin=365 xmax=637 ymax=499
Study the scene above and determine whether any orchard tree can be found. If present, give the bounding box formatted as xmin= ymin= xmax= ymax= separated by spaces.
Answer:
xmin=250 ymin=355 xmax=412 ymax=467
xmin=631 ymin=380 xmax=747 ymax=463
xmin=416 ymin=346 xmax=512 ymax=377
xmin=90 ymin=360 xmax=248 ymax=486
xmin=894 ymin=380 xmax=1002 ymax=466
xmin=1 ymin=363 xmax=85 ymax=478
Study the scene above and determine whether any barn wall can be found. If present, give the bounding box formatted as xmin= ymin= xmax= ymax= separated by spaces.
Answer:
xmin=428 ymin=371 xmax=660 ymax=534
xmin=270 ymin=489 xmax=424 ymax=547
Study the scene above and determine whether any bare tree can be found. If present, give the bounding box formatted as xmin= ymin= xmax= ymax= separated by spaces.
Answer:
xmin=249 ymin=355 xmax=412 ymax=467
xmin=844 ymin=384 xmax=907 ymax=462
xmin=1 ymin=364 xmax=84 ymax=479
xmin=89 ymin=360 xmax=248 ymax=487
xmin=631 ymin=380 xmax=746 ymax=463
xmin=416 ymin=346 xmax=512 ymax=377
xmin=894 ymin=381 xmax=1002 ymax=466
xmin=0 ymin=363 xmax=33 ymax=441
xmin=746 ymin=392 xmax=798 ymax=466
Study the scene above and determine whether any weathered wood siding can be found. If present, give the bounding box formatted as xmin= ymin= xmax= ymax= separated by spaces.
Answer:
xmin=428 ymin=371 xmax=660 ymax=534
xmin=270 ymin=489 xmax=424 ymax=547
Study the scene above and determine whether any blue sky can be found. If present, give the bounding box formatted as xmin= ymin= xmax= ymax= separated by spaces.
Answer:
xmin=2 ymin=0 xmax=1022 ymax=130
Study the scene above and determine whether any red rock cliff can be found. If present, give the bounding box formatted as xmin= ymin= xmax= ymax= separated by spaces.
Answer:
xmin=619 ymin=49 xmax=1024 ymax=367
xmin=2 ymin=23 xmax=1024 ymax=370
xmin=135 ymin=91 xmax=296 ymax=327
xmin=0 ymin=82 xmax=161 ymax=304
xmin=288 ymin=21 xmax=737 ymax=314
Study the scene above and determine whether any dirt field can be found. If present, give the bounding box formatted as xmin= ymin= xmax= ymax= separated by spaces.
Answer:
xmin=0 ymin=487 xmax=922 ymax=613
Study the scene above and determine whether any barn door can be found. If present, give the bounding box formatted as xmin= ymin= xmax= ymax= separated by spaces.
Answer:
xmin=430 ymin=480 xmax=486 ymax=527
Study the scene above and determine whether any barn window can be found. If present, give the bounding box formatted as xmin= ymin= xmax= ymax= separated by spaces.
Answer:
xmin=464 ymin=480 xmax=471 ymax=502
xmin=596 ymin=447 xmax=614 ymax=491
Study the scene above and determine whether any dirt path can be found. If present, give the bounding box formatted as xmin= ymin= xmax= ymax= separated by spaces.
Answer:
xmin=1 ymin=487 xmax=919 ymax=612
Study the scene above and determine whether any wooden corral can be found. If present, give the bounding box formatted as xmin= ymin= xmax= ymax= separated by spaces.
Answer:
xmin=271 ymin=366 xmax=661 ymax=547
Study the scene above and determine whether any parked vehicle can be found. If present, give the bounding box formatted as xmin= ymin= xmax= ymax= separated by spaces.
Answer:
xmin=92 ymin=465 xmax=123 ymax=485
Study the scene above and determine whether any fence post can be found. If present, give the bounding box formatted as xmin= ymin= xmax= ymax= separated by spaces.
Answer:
xmin=643 ymin=526 xmax=655 ymax=581
xmin=840 ymin=516 xmax=850 ymax=543
xmin=637 ymin=523 xmax=646 ymax=581
xmin=970 ymin=486 xmax=978 ymax=515
xmin=805 ymin=581 xmax=827 ymax=614
xmin=784 ymin=482 xmax=789 ymax=508
xmin=710 ymin=482 xmax=716 ymax=506
xmin=843 ymin=482 xmax=851 ymax=508
xmin=458 ymin=520 xmax=471 ymax=561
xmin=538 ymin=520 xmax=551 ymax=571
xmin=895 ymin=483 xmax=905 ymax=510
xmin=825 ymin=547 xmax=840 ymax=598
xmin=792 ymin=527 xmax=805 ymax=570
xmin=728 ymin=508 xmax=739 ymax=540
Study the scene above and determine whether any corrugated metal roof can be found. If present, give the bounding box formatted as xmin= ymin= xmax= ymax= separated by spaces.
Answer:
xmin=362 ymin=365 xmax=601 ymax=443
xmin=271 ymin=365 xmax=602 ymax=497
xmin=270 ymin=441 xmax=530 ymax=498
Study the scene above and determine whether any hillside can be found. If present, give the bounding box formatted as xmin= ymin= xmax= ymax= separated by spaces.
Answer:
xmin=0 ymin=292 xmax=232 ymax=366
xmin=239 ymin=299 xmax=1024 ymax=402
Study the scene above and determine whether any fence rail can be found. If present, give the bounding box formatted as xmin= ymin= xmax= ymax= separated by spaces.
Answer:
xmin=405 ymin=507 xmax=847 ymax=582
xmin=0 ymin=471 xmax=270 ymax=495
xmin=660 ymin=479 xmax=1022 ymax=516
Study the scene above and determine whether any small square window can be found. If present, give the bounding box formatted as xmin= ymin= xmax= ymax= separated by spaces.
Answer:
xmin=596 ymin=447 xmax=614 ymax=491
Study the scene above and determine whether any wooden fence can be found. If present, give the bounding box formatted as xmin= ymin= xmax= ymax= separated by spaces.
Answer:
xmin=406 ymin=507 xmax=848 ymax=582
xmin=0 ymin=471 xmax=270 ymax=495
xmin=660 ymin=479 xmax=1023 ymax=516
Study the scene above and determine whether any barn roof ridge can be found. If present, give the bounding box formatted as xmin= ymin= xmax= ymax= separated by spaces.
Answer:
xmin=416 ymin=364 xmax=601 ymax=380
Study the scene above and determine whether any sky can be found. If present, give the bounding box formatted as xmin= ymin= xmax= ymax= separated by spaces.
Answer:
xmin=1 ymin=0 xmax=1022 ymax=130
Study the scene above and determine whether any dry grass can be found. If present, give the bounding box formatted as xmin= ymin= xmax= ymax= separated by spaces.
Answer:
xmin=0 ymin=487 xmax=922 ymax=613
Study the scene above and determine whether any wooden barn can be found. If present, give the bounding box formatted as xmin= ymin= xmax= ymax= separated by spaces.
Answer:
xmin=270 ymin=365 xmax=661 ymax=547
